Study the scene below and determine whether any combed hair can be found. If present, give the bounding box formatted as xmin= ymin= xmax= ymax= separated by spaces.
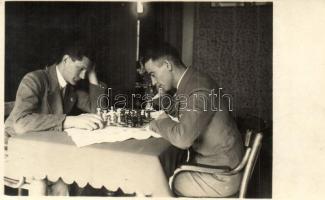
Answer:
xmin=142 ymin=42 xmax=183 ymax=66
xmin=55 ymin=40 xmax=96 ymax=64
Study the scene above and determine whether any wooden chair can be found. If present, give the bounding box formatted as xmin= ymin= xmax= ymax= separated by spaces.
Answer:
xmin=4 ymin=177 xmax=30 ymax=195
xmin=4 ymin=101 xmax=30 ymax=195
xmin=169 ymin=130 xmax=263 ymax=198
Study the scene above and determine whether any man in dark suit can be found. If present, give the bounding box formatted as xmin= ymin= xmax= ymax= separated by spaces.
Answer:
xmin=5 ymin=41 xmax=107 ymax=195
xmin=143 ymin=42 xmax=244 ymax=197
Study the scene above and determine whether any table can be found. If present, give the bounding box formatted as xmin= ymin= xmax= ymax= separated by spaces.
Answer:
xmin=4 ymin=131 xmax=172 ymax=196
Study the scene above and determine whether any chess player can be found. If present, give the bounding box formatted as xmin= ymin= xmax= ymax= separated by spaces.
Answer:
xmin=5 ymin=40 xmax=107 ymax=195
xmin=143 ymin=42 xmax=244 ymax=197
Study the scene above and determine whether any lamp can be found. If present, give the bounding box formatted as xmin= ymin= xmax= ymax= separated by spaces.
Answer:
xmin=137 ymin=1 xmax=143 ymax=14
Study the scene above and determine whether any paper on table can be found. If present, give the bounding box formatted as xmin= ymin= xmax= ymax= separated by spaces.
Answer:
xmin=66 ymin=125 xmax=161 ymax=147
xmin=65 ymin=110 xmax=167 ymax=147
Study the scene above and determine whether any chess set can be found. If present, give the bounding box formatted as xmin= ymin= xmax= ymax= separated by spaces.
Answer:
xmin=97 ymin=106 xmax=154 ymax=128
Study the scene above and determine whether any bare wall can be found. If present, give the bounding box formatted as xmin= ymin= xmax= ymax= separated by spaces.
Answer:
xmin=192 ymin=3 xmax=272 ymax=121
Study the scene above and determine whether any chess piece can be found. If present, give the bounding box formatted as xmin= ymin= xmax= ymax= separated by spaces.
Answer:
xmin=113 ymin=111 xmax=118 ymax=125
xmin=137 ymin=110 xmax=143 ymax=126
xmin=120 ymin=109 xmax=126 ymax=126
xmin=103 ymin=110 xmax=108 ymax=126
xmin=126 ymin=110 xmax=132 ymax=127
xmin=131 ymin=110 xmax=137 ymax=127
xmin=97 ymin=107 xmax=102 ymax=118
xmin=116 ymin=108 xmax=121 ymax=125
xmin=107 ymin=108 xmax=114 ymax=126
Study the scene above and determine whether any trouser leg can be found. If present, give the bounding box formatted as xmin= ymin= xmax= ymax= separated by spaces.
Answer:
xmin=69 ymin=182 xmax=111 ymax=196
xmin=173 ymin=171 xmax=242 ymax=197
xmin=48 ymin=178 xmax=69 ymax=196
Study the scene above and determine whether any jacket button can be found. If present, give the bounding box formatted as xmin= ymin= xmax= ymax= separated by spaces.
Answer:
xmin=70 ymin=97 xmax=74 ymax=102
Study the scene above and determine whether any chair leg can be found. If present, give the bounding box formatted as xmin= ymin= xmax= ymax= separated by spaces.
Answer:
xmin=18 ymin=188 xmax=23 ymax=196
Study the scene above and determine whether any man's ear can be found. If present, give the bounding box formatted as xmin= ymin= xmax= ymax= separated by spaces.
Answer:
xmin=164 ymin=60 xmax=173 ymax=71
xmin=62 ymin=55 xmax=70 ymax=64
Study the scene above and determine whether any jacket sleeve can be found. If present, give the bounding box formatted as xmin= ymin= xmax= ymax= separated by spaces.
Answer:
xmin=11 ymin=73 xmax=66 ymax=134
xmin=149 ymin=90 xmax=215 ymax=149
xmin=75 ymin=81 xmax=108 ymax=113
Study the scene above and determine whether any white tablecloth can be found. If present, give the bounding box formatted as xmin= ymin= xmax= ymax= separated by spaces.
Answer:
xmin=5 ymin=132 xmax=172 ymax=196
xmin=65 ymin=125 xmax=161 ymax=147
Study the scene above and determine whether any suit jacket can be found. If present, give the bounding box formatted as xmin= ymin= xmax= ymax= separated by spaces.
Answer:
xmin=150 ymin=67 xmax=244 ymax=169
xmin=5 ymin=65 xmax=107 ymax=135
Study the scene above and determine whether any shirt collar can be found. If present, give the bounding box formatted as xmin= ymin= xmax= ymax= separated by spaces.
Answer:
xmin=176 ymin=67 xmax=189 ymax=89
xmin=56 ymin=66 xmax=67 ymax=89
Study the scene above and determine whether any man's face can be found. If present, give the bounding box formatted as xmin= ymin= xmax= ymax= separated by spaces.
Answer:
xmin=62 ymin=56 xmax=91 ymax=85
xmin=144 ymin=58 xmax=173 ymax=92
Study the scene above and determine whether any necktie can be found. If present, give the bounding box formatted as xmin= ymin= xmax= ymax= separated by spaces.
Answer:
xmin=60 ymin=86 xmax=66 ymax=102
xmin=62 ymin=84 xmax=71 ymax=114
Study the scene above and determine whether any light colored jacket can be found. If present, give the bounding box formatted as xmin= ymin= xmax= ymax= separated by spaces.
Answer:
xmin=150 ymin=67 xmax=244 ymax=169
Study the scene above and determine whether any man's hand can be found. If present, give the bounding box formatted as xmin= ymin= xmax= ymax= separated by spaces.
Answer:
xmin=88 ymin=65 xmax=99 ymax=85
xmin=156 ymin=111 xmax=170 ymax=120
xmin=149 ymin=120 xmax=158 ymax=133
xmin=63 ymin=113 xmax=104 ymax=130
xmin=148 ymin=112 xmax=170 ymax=133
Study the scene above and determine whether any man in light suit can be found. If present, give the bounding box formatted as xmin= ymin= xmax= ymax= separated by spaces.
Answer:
xmin=5 ymin=41 xmax=107 ymax=195
xmin=143 ymin=42 xmax=244 ymax=197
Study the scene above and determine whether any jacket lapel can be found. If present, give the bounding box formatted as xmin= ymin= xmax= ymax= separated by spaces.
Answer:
xmin=46 ymin=65 xmax=64 ymax=114
xmin=46 ymin=65 xmax=77 ymax=114
xmin=176 ymin=67 xmax=194 ymax=96
xmin=174 ymin=67 xmax=195 ymax=119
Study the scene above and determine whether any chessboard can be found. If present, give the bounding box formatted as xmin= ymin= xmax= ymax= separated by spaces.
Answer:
xmin=97 ymin=107 xmax=158 ymax=129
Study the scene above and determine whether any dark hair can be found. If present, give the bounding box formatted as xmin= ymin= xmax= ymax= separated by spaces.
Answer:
xmin=55 ymin=40 xmax=96 ymax=64
xmin=142 ymin=42 xmax=183 ymax=66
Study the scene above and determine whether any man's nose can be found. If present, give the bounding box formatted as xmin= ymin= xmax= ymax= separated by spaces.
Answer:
xmin=80 ymin=70 xmax=86 ymax=79
xmin=151 ymin=76 xmax=157 ymax=86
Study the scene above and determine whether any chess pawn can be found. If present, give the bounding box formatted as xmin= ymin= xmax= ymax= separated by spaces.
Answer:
xmin=141 ymin=110 xmax=147 ymax=123
xmin=141 ymin=109 xmax=146 ymax=118
xmin=116 ymin=109 xmax=122 ymax=125
xmin=127 ymin=110 xmax=132 ymax=127
xmin=107 ymin=109 xmax=114 ymax=126
xmin=146 ymin=111 xmax=152 ymax=121
xmin=145 ymin=101 xmax=153 ymax=111
xmin=120 ymin=109 xmax=126 ymax=125
xmin=113 ymin=111 xmax=118 ymax=124
xmin=103 ymin=110 xmax=108 ymax=126
xmin=131 ymin=110 xmax=137 ymax=127
xmin=137 ymin=110 xmax=143 ymax=126
xmin=96 ymin=107 xmax=102 ymax=118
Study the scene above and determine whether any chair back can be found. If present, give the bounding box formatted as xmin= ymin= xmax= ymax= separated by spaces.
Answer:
xmin=239 ymin=132 xmax=263 ymax=198
xmin=168 ymin=130 xmax=264 ymax=198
